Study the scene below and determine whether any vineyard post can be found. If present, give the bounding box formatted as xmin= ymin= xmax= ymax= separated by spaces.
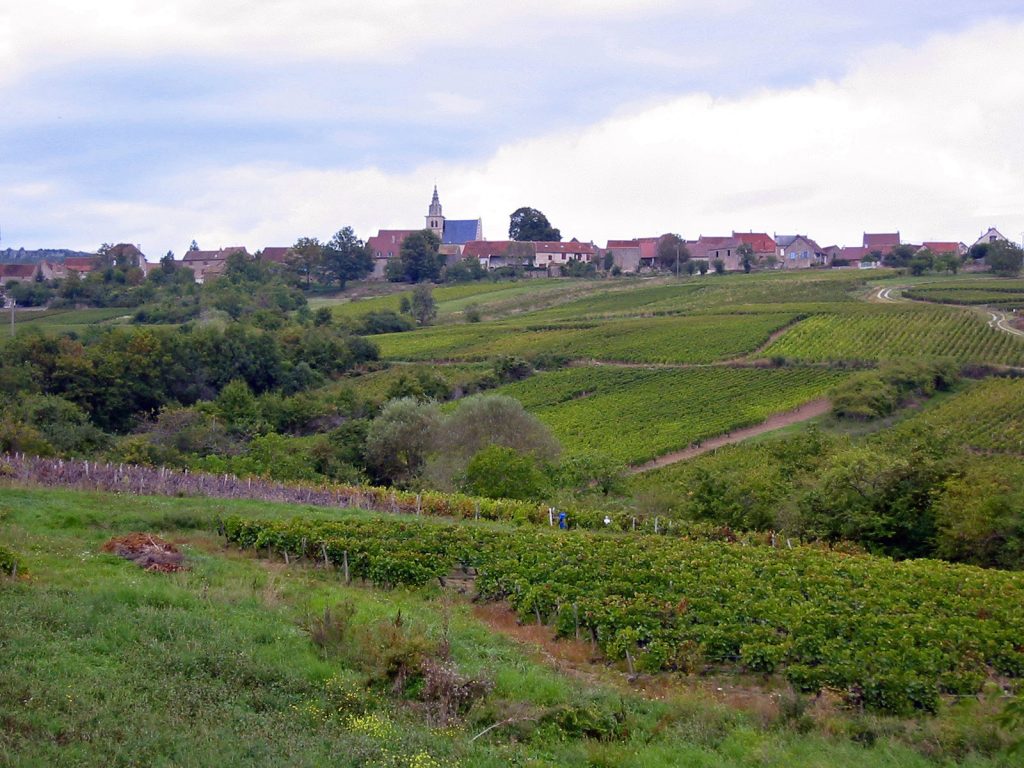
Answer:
xmin=573 ymin=603 xmax=580 ymax=640
xmin=625 ymin=648 xmax=635 ymax=676
xmin=632 ymin=517 xmax=636 ymax=531
xmin=321 ymin=543 xmax=330 ymax=568
xmin=474 ymin=501 xmax=480 ymax=521
xmin=283 ymin=550 xmax=290 ymax=566
xmin=534 ymin=605 xmax=542 ymax=625
xmin=655 ymin=517 xmax=659 ymax=534
xmin=416 ymin=494 xmax=422 ymax=516
xmin=301 ymin=537 xmax=307 ymax=560
xmin=343 ymin=551 xmax=350 ymax=584
xmin=548 ymin=507 xmax=554 ymax=526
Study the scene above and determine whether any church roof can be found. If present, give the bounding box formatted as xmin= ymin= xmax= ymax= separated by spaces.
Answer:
xmin=442 ymin=219 xmax=480 ymax=245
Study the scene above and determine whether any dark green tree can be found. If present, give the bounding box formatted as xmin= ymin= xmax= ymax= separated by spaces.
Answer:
xmin=738 ymin=243 xmax=755 ymax=273
xmin=463 ymin=445 xmax=548 ymax=501
xmin=289 ymin=237 xmax=323 ymax=287
xmin=397 ymin=229 xmax=444 ymax=282
xmin=322 ymin=226 xmax=374 ymax=289
xmin=655 ymin=234 xmax=689 ymax=270
xmin=508 ymin=207 xmax=561 ymax=241
xmin=986 ymin=241 xmax=1024 ymax=276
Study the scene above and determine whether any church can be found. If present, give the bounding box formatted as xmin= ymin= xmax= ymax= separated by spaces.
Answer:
xmin=425 ymin=186 xmax=482 ymax=245
xmin=367 ymin=186 xmax=483 ymax=277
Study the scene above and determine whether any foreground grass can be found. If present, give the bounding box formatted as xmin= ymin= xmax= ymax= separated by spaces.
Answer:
xmin=0 ymin=487 xmax=1017 ymax=767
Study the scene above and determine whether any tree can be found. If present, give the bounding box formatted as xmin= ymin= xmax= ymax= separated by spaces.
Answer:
xmin=986 ymin=241 xmax=1024 ymax=277
xmin=695 ymin=260 xmax=709 ymax=275
xmin=508 ymin=207 xmax=561 ymax=241
xmin=364 ymin=397 xmax=441 ymax=486
xmin=410 ymin=284 xmax=437 ymax=326
xmin=655 ymin=234 xmax=689 ymax=271
xmin=397 ymin=229 xmax=444 ymax=283
xmin=685 ymin=260 xmax=697 ymax=276
xmin=463 ymin=445 xmax=548 ymax=501
xmin=882 ymin=244 xmax=916 ymax=268
xmin=445 ymin=257 xmax=487 ymax=283
xmin=289 ymin=237 xmax=323 ymax=287
xmin=322 ymin=226 xmax=374 ymax=289
xmin=712 ymin=258 xmax=725 ymax=275
xmin=188 ymin=240 xmax=200 ymax=252
xmin=602 ymin=251 xmax=615 ymax=271
xmin=738 ymin=243 xmax=755 ymax=273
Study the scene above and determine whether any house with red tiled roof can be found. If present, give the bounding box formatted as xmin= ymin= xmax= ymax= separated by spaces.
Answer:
xmin=920 ymin=241 xmax=965 ymax=257
xmin=532 ymin=240 xmax=597 ymax=275
xmin=367 ymin=230 xmax=417 ymax=278
xmin=0 ymin=263 xmax=42 ymax=284
xmin=259 ymin=246 xmax=294 ymax=265
xmin=863 ymin=232 xmax=900 ymax=256
xmin=63 ymin=256 xmax=99 ymax=278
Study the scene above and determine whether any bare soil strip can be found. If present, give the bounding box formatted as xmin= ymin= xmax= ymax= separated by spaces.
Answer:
xmin=627 ymin=398 xmax=831 ymax=475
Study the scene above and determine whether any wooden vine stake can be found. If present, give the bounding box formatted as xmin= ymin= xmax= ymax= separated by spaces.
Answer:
xmin=343 ymin=550 xmax=350 ymax=584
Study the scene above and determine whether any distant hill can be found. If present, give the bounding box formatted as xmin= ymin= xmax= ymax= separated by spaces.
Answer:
xmin=0 ymin=247 xmax=95 ymax=264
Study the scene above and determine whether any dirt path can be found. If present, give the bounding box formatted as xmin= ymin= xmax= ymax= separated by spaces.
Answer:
xmin=627 ymin=398 xmax=831 ymax=475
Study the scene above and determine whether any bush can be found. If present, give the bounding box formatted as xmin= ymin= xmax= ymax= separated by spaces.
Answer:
xmin=463 ymin=445 xmax=549 ymax=501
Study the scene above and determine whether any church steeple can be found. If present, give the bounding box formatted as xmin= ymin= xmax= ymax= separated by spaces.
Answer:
xmin=426 ymin=185 xmax=445 ymax=233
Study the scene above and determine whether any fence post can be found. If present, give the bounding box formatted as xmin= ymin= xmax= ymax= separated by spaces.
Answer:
xmin=654 ymin=517 xmax=659 ymax=534
xmin=548 ymin=507 xmax=554 ymax=526
xmin=343 ymin=550 xmax=350 ymax=584
xmin=573 ymin=603 xmax=580 ymax=641
xmin=416 ymin=493 xmax=421 ymax=516
xmin=321 ymin=543 xmax=330 ymax=568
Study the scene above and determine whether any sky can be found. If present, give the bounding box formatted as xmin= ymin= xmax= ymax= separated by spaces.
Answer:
xmin=2 ymin=0 xmax=1024 ymax=256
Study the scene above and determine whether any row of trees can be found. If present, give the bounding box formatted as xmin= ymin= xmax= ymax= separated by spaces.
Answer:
xmin=287 ymin=226 xmax=375 ymax=289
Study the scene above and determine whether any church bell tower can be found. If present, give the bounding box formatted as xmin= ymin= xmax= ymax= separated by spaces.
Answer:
xmin=426 ymin=185 xmax=445 ymax=235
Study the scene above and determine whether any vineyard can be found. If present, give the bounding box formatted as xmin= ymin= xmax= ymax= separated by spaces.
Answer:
xmin=889 ymin=377 xmax=1024 ymax=454
xmin=496 ymin=366 xmax=847 ymax=464
xmin=904 ymin=279 xmax=1024 ymax=309
xmin=761 ymin=306 xmax=1024 ymax=365
xmin=224 ymin=513 xmax=1024 ymax=716
xmin=376 ymin=313 xmax=799 ymax=364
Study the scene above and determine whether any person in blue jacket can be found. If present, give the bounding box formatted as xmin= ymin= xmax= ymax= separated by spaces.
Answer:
xmin=558 ymin=511 xmax=567 ymax=530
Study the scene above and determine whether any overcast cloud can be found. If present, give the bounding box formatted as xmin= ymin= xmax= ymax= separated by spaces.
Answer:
xmin=1 ymin=1 xmax=1022 ymax=254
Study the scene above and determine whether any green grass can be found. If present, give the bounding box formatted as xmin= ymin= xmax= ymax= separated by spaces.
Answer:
xmin=8 ymin=306 xmax=131 ymax=335
xmin=1 ymin=487 xmax=1017 ymax=767
xmin=495 ymin=366 xmax=847 ymax=464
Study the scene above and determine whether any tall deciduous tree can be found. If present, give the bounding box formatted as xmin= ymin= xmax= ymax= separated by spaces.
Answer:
xmin=655 ymin=233 xmax=689 ymax=270
xmin=410 ymin=284 xmax=437 ymax=326
xmin=289 ymin=237 xmax=323 ymax=287
xmin=986 ymin=241 xmax=1024 ymax=277
xmin=397 ymin=229 xmax=444 ymax=283
xmin=322 ymin=226 xmax=373 ymax=289
xmin=508 ymin=207 xmax=561 ymax=242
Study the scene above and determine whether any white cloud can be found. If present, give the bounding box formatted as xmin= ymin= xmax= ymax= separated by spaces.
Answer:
xmin=6 ymin=18 xmax=1024 ymax=254
xmin=0 ymin=0 xmax=727 ymax=85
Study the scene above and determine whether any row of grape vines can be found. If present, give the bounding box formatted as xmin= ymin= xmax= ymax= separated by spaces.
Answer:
xmin=891 ymin=378 xmax=1024 ymax=454
xmin=224 ymin=514 xmax=1024 ymax=715
xmin=496 ymin=366 xmax=847 ymax=464
xmin=376 ymin=313 xmax=798 ymax=365
xmin=762 ymin=308 xmax=1024 ymax=365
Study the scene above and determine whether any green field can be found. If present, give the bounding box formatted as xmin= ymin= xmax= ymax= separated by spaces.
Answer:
xmin=377 ymin=313 xmax=799 ymax=364
xmin=904 ymin=278 xmax=1024 ymax=309
xmin=888 ymin=377 xmax=1024 ymax=454
xmin=8 ymin=306 xmax=131 ymax=335
xmin=496 ymin=366 xmax=846 ymax=464
xmin=762 ymin=305 xmax=1024 ymax=365
xmin=6 ymin=487 xmax=1010 ymax=767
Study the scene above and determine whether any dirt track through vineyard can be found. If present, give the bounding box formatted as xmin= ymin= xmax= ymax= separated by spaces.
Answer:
xmin=627 ymin=398 xmax=831 ymax=474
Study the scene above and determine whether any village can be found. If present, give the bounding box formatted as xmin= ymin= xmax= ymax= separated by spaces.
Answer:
xmin=1 ymin=188 xmax=1017 ymax=292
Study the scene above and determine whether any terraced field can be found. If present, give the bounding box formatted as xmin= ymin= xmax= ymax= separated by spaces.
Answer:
xmin=762 ymin=305 xmax=1024 ymax=366
xmin=376 ymin=312 xmax=800 ymax=364
xmin=903 ymin=278 xmax=1024 ymax=309
xmin=496 ymin=366 xmax=847 ymax=464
